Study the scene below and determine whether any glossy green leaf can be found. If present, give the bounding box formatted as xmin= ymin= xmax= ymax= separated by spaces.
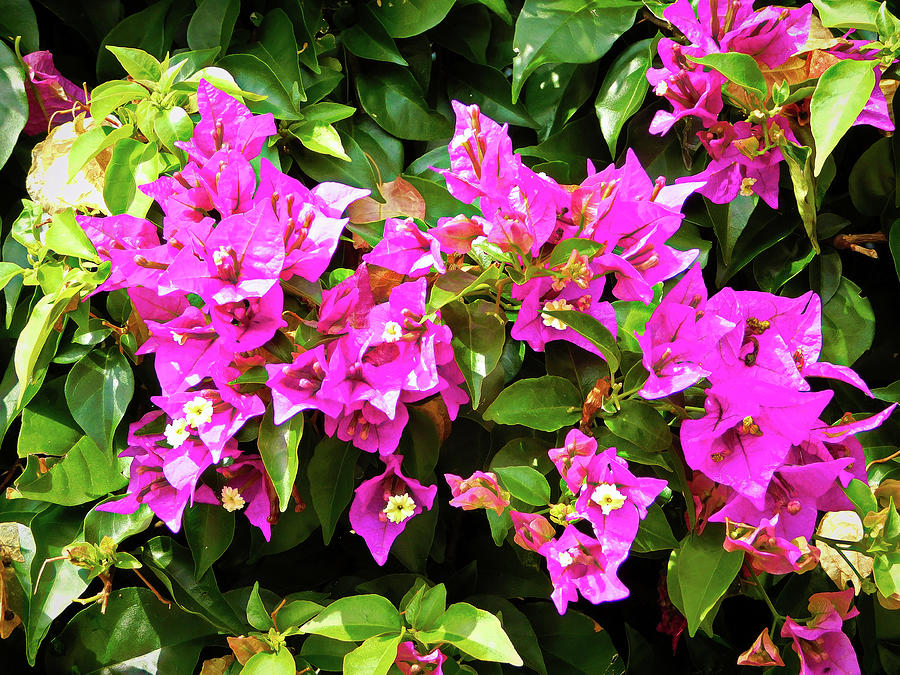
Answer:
xmin=523 ymin=604 xmax=623 ymax=675
xmin=248 ymin=9 xmax=305 ymax=105
xmin=810 ymin=59 xmax=875 ymax=175
xmin=0 ymin=39 xmax=27 ymax=171
xmin=542 ymin=309 xmax=620 ymax=376
xmin=47 ymin=587 xmax=216 ymax=674
xmin=83 ymin=502 xmax=153 ymax=545
xmin=812 ymin=0 xmax=880 ymax=30
xmin=342 ymin=6 xmax=408 ymax=65
xmin=45 ymin=210 xmax=100 ymax=261
xmin=343 ymin=633 xmax=403 ymax=675
xmin=441 ymin=299 xmax=506 ymax=407
xmin=289 ymin=121 xmax=349 ymax=161
xmin=68 ymin=123 xmax=135 ymax=182
xmin=706 ymin=195 xmax=757 ymax=266
xmin=65 ymin=347 xmax=133 ymax=452
xmin=242 ymin=647 xmax=296 ymax=675
xmin=89 ymin=81 xmax=148 ymax=123
xmin=483 ymin=376 xmax=582 ymax=431
xmin=891 ymin=219 xmax=900 ymax=284
xmin=373 ymin=0 xmax=456 ymax=38
xmin=308 ymin=437 xmax=359 ymax=545
xmin=153 ymin=107 xmax=193 ymax=156
xmin=631 ymin=504 xmax=678 ymax=553
xmin=448 ymin=64 xmax=537 ymax=129
xmin=688 ymin=53 xmax=767 ymax=99
xmin=258 ymin=406 xmax=303 ymax=512
xmin=674 ymin=528 xmax=744 ymax=637
xmin=605 ymin=400 xmax=671 ymax=453
xmin=416 ymin=602 xmax=523 ymax=665
xmin=494 ymin=465 xmax=550 ymax=506
xmin=0 ymin=0 xmax=39 ymax=53
xmin=183 ymin=502 xmax=235 ymax=579
xmin=293 ymin=129 xmax=380 ymax=196
xmin=106 ymin=46 xmax=161 ymax=82
xmin=300 ymin=594 xmax=402 ymax=641
xmin=274 ymin=599 xmax=323 ymax=629
xmin=217 ymin=54 xmax=301 ymax=119
xmin=356 ymin=65 xmax=451 ymax=141
xmin=596 ymin=37 xmax=654 ymax=156
xmin=512 ymin=0 xmax=639 ymax=101
xmin=300 ymin=635 xmax=356 ymax=670
xmin=103 ymin=138 xmax=160 ymax=217
xmin=247 ymin=581 xmax=275 ymax=631
xmin=820 ymin=277 xmax=875 ymax=366
xmin=14 ymin=436 xmax=126 ymax=505
xmin=187 ymin=0 xmax=239 ymax=55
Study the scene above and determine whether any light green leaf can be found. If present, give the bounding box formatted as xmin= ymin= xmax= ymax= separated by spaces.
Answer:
xmin=812 ymin=0 xmax=881 ymax=30
xmin=103 ymin=138 xmax=160 ymax=216
xmin=494 ymin=466 xmax=551 ymax=506
xmin=343 ymin=633 xmax=403 ymax=675
xmin=810 ymin=59 xmax=875 ymax=175
xmin=289 ymin=121 xmax=350 ymax=161
xmin=89 ymin=81 xmax=148 ymax=123
xmin=258 ymin=406 xmax=303 ymax=512
xmin=45 ymin=210 xmax=100 ymax=261
xmin=68 ymin=123 xmax=135 ymax=182
xmin=106 ymin=46 xmax=161 ymax=82
xmin=688 ymin=52 xmax=767 ymax=99
xmin=65 ymin=347 xmax=134 ymax=452
xmin=416 ymin=602 xmax=523 ymax=665
xmin=300 ymin=594 xmax=402 ymax=641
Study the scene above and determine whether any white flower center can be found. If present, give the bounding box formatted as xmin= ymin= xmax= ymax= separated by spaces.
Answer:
xmin=221 ymin=486 xmax=245 ymax=512
xmin=383 ymin=493 xmax=416 ymax=524
xmin=591 ymin=483 xmax=627 ymax=515
xmin=382 ymin=321 xmax=404 ymax=343
xmin=541 ymin=299 xmax=574 ymax=330
xmin=183 ymin=396 xmax=213 ymax=428
xmin=164 ymin=418 xmax=189 ymax=448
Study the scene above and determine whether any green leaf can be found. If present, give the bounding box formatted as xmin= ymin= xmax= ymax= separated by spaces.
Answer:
xmin=812 ymin=0 xmax=881 ymax=30
xmin=631 ymin=504 xmax=678 ymax=553
xmin=890 ymin=219 xmax=900 ymax=284
xmin=247 ymin=581 xmax=275 ymax=631
xmin=217 ymin=54 xmax=302 ymax=120
xmin=293 ymin=129 xmax=380 ymax=196
xmin=68 ymin=123 xmax=135 ymax=182
xmin=96 ymin=0 xmax=177 ymax=80
xmin=248 ymin=9 xmax=305 ymax=105
xmin=274 ymin=599 xmax=324 ymax=629
xmin=14 ymin=436 xmax=126 ymax=505
xmin=541 ymin=309 xmax=620 ymax=376
xmin=289 ymin=121 xmax=350 ymax=161
xmin=45 ymin=210 xmax=100 ymax=261
xmin=373 ymin=0 xmax=456 ymax=38
xmin=781 ymin=144 xmax=820 ymax=253
xmin=47 ymin=587 xmax=216 ymax=674
xmin=258 ymin=406 xmax=303 ymax=512
xmin=416 ymin=602 xmax=523 ymax=665
xmin=596 ymin=37 xmax=654 ymax=156
xmin=0 ymin=0 xmax=39 ymax=53
xmin=104 ymin=138 xmax=160 ymax=217
xmin=65 ymin=347 xmax=133 ymax=452
xmin=301 ymin=635 xmax=356 ymax=670
xmin=84 ymin=502 xmax=152 ymax=545
xmin=447 ymin=64 xmax=538 ymax=129
xmin=706 ymin=195 xmax=757 ymax=265
xmin=604 ymin=400 xmax=671 ymax=453
xmin=483 ymin=376 xmax=581 ymax=431
xmin=106 ymin=46 xmax=162 ymax=82
xmin=242 ymin=647 xmax=296 ymax=675
xmin=153 ymin=106 xmax=193 ymax=156
xmin=308 ymin=437 xmax=359 ymax=545
xmin=0 ymin=261 xmax=24 ymax=294
xmin=89 ymin=81 xmax=148 ymax=123
xmin=810 ymin=59 xmax=876 ymax=175
xmin=343 ymin=633 xmax=403 ymax=675
xmin=187 ymin=0 xmax=239 ymax=55
xmin=820 ymin=277 xmax=875 ymax=366
xmin=468 ymin=595 xmax=548 ymax=675
xmin=428 ymin=266 xmax=503 ymax=310
xmin=0 ymin=39 xmax=27 ymax=171
xmin=523 ymin=604 xmax=623 ymax=675
xmin=300 ymin=594 xmax=402 ymax=641
xmin=843 ymin=478 xmax=878 ymax=518
xmin=687 ymin=53 xmax=767 ymax=99
xmin=408 ymin=583 xmax=447 ymax=631
xmin=342 ymin=6 xmax=409 ymax=65
xmin=441 ymin=299 xmax=506 ymax=407
xmin=494 ymin=466 xmax=551 ymax=506
xmin=512 ymin=0 xmax=639 ymax=102
xmin=356 ymin=65 xmax=451 ymax=141
xmin=183 ymin=502 xmax=234 ymax=579
xmin=674 ymin=528 xmax=744 ymax=637
xmin=140 ymin=536 xmax=246 ymax=634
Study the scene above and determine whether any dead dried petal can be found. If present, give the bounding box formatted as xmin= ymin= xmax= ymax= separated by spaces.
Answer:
xmin=347 ymin=176 xmax=426 ymax=224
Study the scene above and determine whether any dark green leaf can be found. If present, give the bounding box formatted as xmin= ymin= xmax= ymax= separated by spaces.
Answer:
xmin=248 ymin=9 xmax=305 ymax=105
xmin=820 ymin=277 xmax=875 ymax=366
xmin=183 ymin=502 xmax=235 ymax=579
xmin=97 ymin=0 xmax=177 ymax=80
xmin=356 ymin=65 xmax=451 ymax=141
xmin=442 ymin=299 xmax=506 ymax=407
xmin=483 ymin=376 xmax=581 ymax=431
xmin=65 ymin=347 xmax=134 ymax=452
xmin=187 ymin=0 xmax=239 ymax=55
xmin=258 ymin=406 xmax=303 ymax=512
xmin=301 ymin=635 xmax=356 ymax=671
xmin=674 ymin=527 xmax=744 ymax=637
xmin=447 ymin=64 xmax=537 ymax=129
xmin=604 ymin=400 xmax=671 ymax=453
xmin=631 ymin=504 xmax=678 ymax=553
xmin=511 ymin=0 xmax=639 ymax=101
xmin=706 ymin=195 xmax=757 ymax=266
xmin=523 ymin=603 xmax=623 ymax=675
xmin=308 ymin=437 xmax=359 ymax=545
xmin=0 ymin=39 xmax=27 ymax=171
xmin=542 ymin=309 xmax=620 ymax=376
xmin=468 ymin=595 xmax=548 ymax=675
xmin=47 ymin=587 xmax=216 ymax=674
xmin=373 ymin=0 xmax=456 ymax=38
xmin=217 ymin=54 xmax=302 ymax=120
xmin=596 ymin=37 xmax=655 ymax=156
xmin=342 ymin=6 xmax=408 ymax=65
xmin=0 ymin=0 xmax=39 ymax=53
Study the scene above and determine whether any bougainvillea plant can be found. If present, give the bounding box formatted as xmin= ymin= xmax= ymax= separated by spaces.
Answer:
xmin=2 ymin=1 xmax=900 ymax=673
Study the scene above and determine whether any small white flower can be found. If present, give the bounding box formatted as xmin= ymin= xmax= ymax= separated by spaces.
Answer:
xmin=164 ymin=418 xmax=190 ymax=448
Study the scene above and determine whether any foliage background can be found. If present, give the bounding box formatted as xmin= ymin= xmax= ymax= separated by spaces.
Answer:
xmin=1 ymin=0 xmax=900 ymax=673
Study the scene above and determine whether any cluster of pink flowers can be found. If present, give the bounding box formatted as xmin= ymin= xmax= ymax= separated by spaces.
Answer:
xmin=648 ymin=0 xmax=892 ymax=208
xmin=639 ymin=267 xmax=894 ymax=574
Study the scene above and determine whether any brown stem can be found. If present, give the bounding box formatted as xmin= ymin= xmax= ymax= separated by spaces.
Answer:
xmin=131 ymin=568 xmax=171 ymax=606
xmin=833 ymin=233 xmax=887 ymax=259
xmin=866 ymin=447 xmax=900 ymax=472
